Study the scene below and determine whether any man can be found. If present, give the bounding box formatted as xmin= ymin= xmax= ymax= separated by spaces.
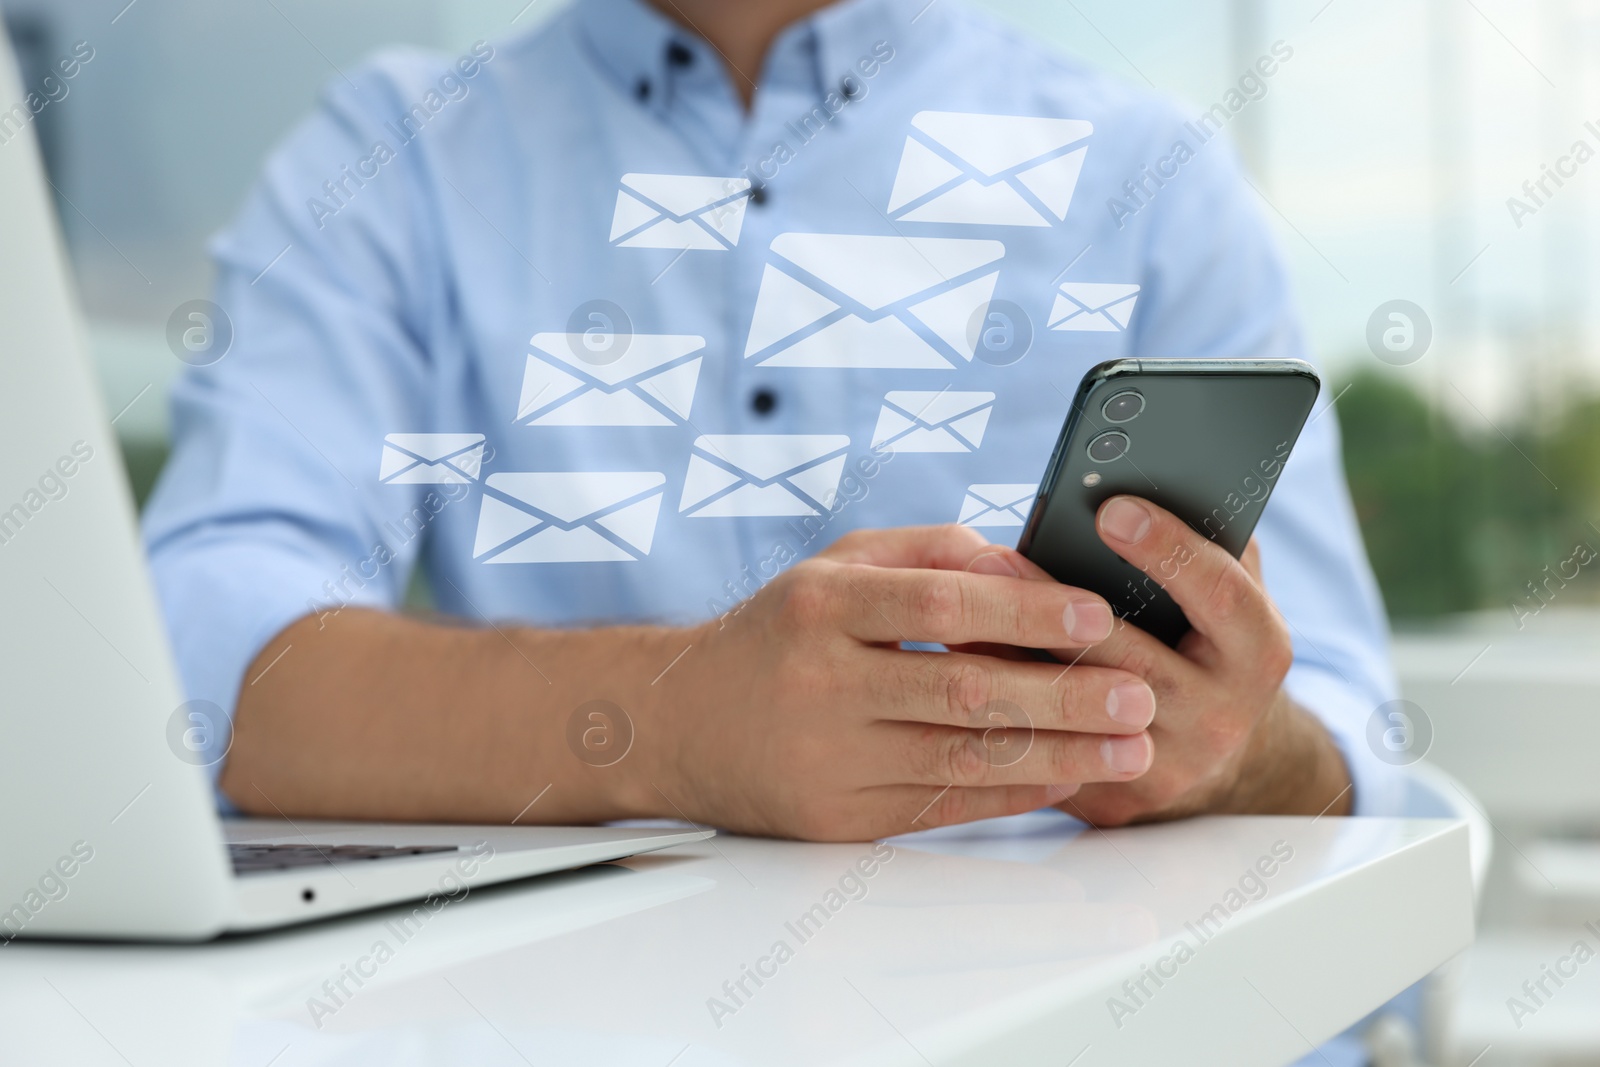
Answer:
xmin=143 ymin=0 xmax=1399 ymax=841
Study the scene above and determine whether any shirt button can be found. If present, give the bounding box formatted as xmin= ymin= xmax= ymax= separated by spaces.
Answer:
xmin=635 ymin=78 xmax=651 ymax=102
xmin=750 ymin=388 xmax=777 ymax=416
xmin=667 ymin=42 xmax=694 ymax=67
xmin=749 ymin=182 xmax=769 ymax=206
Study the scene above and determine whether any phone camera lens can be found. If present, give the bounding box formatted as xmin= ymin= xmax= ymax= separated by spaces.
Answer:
xmin=1101 ymin=391 xmax=1144 ymax=423
xmin=1086 ymin=430 xmax=1130 ymax=463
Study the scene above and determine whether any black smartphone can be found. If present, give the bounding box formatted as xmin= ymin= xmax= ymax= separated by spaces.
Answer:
xmin=1016 ymin=357 xmax=1321 ymax=647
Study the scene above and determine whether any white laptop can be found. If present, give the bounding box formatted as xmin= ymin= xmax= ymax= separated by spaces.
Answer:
xmin=0 ymin=29 xmax=709 ymax=941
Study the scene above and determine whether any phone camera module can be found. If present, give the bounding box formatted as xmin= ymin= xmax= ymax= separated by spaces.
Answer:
xmin=1101 ymin=390 xmax=1145 ymax=424
xmin=1086 ymin=430 xmax=1130 ymax=463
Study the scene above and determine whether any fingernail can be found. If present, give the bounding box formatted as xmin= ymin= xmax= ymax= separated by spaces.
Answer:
xmin=1063 ymin=598 xmax=1113 ymax=642
xmin=1102 ymin=734 xmax=1152 ymax=775
xmin=968 ymin=551 xmax=1020 ymax=577
xmin=1100 ymin=498 xmax=1152 ymax=545
xmin=1106 ymin=682 xmax=1155 ymax=727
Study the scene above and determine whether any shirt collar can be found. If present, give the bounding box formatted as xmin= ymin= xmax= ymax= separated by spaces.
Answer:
xmin=575 ymin=0 xmax=942 ymax=109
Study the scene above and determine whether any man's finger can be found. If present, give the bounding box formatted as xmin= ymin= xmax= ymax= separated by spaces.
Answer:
xmin=983 ymin=527 xmax=1203 ymax=692
xmin=861 ymin=648 xmax=1155 ymax=735
xmin=821 ymin=523 xmax=995 ymax=570
xmin=885 ymin=720 xmax=1153 ymax=788
xmin=1060 ymin=613 xmax=1200 ymax=704
xmin=1240 ymin=537 xmax=1265 ymax=583
xmin=965 ymin=545 xmax=1056 ymax=581
xmin=1095 ymin=496 xmax=1281 ymax=661
xmin=823 ymin=560 xmax=1115 ymax=649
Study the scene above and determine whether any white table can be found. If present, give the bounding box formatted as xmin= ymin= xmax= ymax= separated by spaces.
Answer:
xmin=0 ymin=811 xmax=1472 ymax=1067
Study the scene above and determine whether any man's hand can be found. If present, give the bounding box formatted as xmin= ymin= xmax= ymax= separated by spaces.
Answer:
xmin=1014 ymin=495 xmax=1353 ymax=826
xmin=226 ymin=509 xmax=1346 ymax=841
xmin=640 ymin=525 xmax=1157 ymax=841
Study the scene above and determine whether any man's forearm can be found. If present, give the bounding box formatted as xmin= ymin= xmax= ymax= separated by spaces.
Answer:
xmin=220 ymin=608 xmax=679 ymax=823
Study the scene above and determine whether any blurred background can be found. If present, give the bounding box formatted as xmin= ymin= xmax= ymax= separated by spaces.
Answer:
xmin=4 ymin=0 xmax=1598 ymax=1062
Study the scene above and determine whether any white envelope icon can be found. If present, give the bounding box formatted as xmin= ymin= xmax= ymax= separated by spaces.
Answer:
xmin=378 ymin=434 xmax=486 ymax=484
xmin=887 ymin=111 xmax=1093 ymax=227
xmin=473 ymin=472 xmax=666 ymax=563
xmin=609 ymin=173 xmax=752 ymax=250
xmin=743 ymin=233 xmax=1005 ymax=369
xmin=870 ymin=391 xmax=995 ymax=453
xmin=1049 ymin=283 xmax=1141 ymax=332
xmin=516 ymin=333 xmax=706 ymax=427
xmin=958 ymin=483 xmax=1039 ymax=527
xmin=679 ymin=435 xmax=851 ymax=517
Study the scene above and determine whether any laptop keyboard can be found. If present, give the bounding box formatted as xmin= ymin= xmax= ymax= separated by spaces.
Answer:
xmin=229 ymin=842 xmax=459 ymax=875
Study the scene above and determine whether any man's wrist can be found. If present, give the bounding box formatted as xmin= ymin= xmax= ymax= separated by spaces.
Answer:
xmin=600 ymin=621 xmax=711 ymax=822
xmin=1220 ymin=692 xmax=1354 ymax=817
xmin=500 ymin=622 xmax=698 ymax=824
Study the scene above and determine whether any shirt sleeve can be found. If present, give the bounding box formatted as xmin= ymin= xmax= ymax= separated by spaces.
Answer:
xmin=1127 ymin=114 xmax=1405 ymax=817
xmin=141 ymin=59 xmax=453 ymax=806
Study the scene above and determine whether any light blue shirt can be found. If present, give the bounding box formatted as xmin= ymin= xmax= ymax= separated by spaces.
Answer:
xmin=142 ymin=0 xmax=1402 ymax=823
